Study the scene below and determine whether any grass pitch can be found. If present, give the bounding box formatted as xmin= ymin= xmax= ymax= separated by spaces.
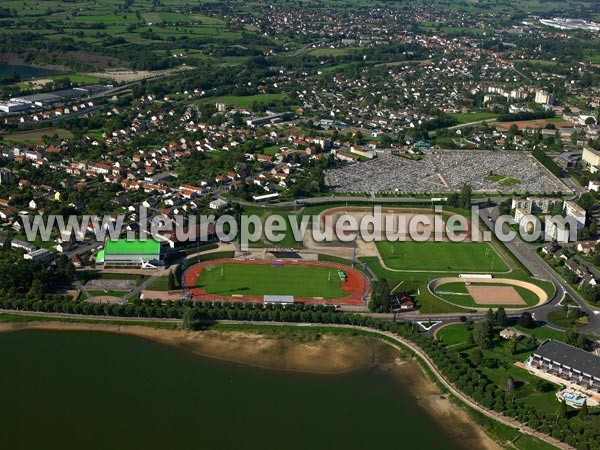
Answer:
xmin=375 ymin=241 xmax=508 ymax=272
xmin=196 ymin=263 xmax=346 ymax=298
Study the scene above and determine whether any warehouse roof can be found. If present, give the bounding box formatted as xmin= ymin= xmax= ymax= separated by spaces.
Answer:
xmin=104 ymin=238 xmax=161 ymax=255
xmin=533 ymin=340 xmax=600 ymax=379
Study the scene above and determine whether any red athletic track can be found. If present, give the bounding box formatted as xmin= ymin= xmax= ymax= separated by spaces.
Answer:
xmin=182 ymin=259 xmax=368 ymax=305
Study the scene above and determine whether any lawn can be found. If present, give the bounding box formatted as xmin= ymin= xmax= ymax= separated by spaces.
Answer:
xmin=205 ymin=93 xmax=289 ymax=109
xmin=450 ymin=112 xmax=498 ymax=123
xmin=514 ymin=434 xmax=561 ymax=450
xmin=147 ymin=276 xmax=170 ymax=291
xmin=375 ymin=241 xmax=509 ymax=272
xmin=546 ymin=309 xmax=587 ymax=329
xmin=51 ymin=73 xmax=107 ymax=85
xmin=436 ymin=323 xmax=470 ymax=346
xmin=196 ymin=263 xmax=347 ymax=298
xmin=513 ymin=324 xmax=567 ymax=342
xmin=484 ymin=174 xmax=521 ymax=187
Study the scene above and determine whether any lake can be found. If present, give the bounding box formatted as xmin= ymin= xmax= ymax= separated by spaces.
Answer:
xmin=0 ymin=63 xmax=56 ymax=78
xmin=0 ymin=330 xmax=466 ymax=450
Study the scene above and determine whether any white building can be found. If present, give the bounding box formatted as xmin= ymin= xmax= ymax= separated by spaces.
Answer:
xmin=534 ymin=90 xmax=554 ymax=106
xmin=563 ymin=201 xmax=586 ymax=229
xmin=545 ymin=219 xmax=572 ymax=243
xmin=209 ymin=199 xmax=228 ymax=210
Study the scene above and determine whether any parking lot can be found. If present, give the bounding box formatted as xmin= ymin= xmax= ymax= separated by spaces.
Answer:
xmin=326 ymin=150 xmax=569 ymax=194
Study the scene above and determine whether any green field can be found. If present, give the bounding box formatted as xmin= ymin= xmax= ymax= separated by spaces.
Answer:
xmin=375 ymin=241 xmax=509 ymax=272
xmin=436 ymin=323 xmax=470 ymax=346
xmin=147 ymin=276 xmax=170 ymax=291
xmin=206 ymin=94 xmax=289 ymax=109
xmin=196 ymin=263 xmax=347 ymax=298
xmin=2 ymin=127 xmax=74 ymax=143
xmin=450 ymin=112 xmax=498 ymax=123
xmin=484 ymin=174 xmax=521 ymax=187
xmin=514 ymin=435 xmax=560 ymax=450
xmin=546 ymin=309 xmax=587 ymax=329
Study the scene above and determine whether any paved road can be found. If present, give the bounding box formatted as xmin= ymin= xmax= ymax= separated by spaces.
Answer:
xmin=478 ymin=205 xmax=600 ymax=336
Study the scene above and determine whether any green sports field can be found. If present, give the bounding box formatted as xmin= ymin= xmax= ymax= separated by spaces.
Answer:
xmin=375 ymin=241 xmax=508 ymax=272
xmin=196 ymin=264 xmax=347 ymax=298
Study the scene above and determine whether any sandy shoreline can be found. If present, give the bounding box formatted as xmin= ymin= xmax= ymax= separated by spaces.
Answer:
xmin=0 ymin=321 xmax=501 ymax=450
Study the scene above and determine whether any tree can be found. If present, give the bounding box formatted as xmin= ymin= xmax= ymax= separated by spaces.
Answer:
xmin=557 ymin=399 xmax=567 ymax=419
xmin=524 ymin=335 xmax=538 ymax=351
xmin=28 ymin=278 xmax=45 ymax=299
xmin=579 ymin=400 xmax=589 ymax=418
xmin=508 ymin=335 xmax=518 ymax=355
xmin=182 ymin=307 xmax=198 ymax=330
xmin=496 ymin=307 xmax=507 ymax=327
xmin=167 ymin=270 xmax=176 ymax=290
xmin=471 ymin=348 xmax=483 ymax=367
xmin=458 ymin=183 xmax=472 ymax=209
xmin=535 ymin=378 xmax=553 ymax=392
xmin=518 ymin=312 xmax=534 ymax=328
xmin=473 ymin=320 xmax=493 ymax=349
xmin=504 ymin=376 xmax=515 ymax=392
xmin=593 ymin=250 xmax=600 ymax=267
xmin=578 ymin=401 xmax=589 ymax=419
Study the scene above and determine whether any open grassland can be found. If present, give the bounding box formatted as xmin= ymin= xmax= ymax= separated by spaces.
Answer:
xmin=196 ymin=263 xmax=346 ymax=298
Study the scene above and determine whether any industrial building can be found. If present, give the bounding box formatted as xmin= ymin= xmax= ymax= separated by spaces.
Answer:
xmin=97 ymin=238 xmax=163 ymax=268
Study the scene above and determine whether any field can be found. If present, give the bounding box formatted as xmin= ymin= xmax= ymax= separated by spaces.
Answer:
xmin=2 ymin=127 xmax=74 ymax=143
xmin=546 ymin=309 xmax=587 ymax=329
xmin=361 ymin=254 xmax=554 ymax=314
xmin=204 ymin=94 xmax=289 ymax=109
xmin=484 ymin=174 xmax=520 ymax=187
xmin=436 ymin=323 xmax=470 ymax=346
xmin=450 ymin=112 xmax=498 ymax=123
xmin=197 ymin=263 xmax=345 ymax=298
xmin=375 ymin=241 xmax=508 ymax=272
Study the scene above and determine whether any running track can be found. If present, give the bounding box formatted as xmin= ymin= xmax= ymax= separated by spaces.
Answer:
xmin=182 ymin=259 xmax=368 ymax=305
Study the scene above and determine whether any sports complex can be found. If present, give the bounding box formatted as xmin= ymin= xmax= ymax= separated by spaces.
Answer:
xmin=182 ymin=259 xmax=369 ymax=305
xmin=171 ymin=205 xmax=554 ymax=312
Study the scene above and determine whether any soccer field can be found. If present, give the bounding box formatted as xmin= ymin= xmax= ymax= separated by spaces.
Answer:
xmin=375 ymin=241 xmax=509 ymax=272
xmin=195 ymin=263 xmax=347 ymax=298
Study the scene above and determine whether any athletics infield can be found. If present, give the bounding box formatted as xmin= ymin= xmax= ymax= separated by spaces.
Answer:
xmin=182 ymin=259 xmax=369 ymax=305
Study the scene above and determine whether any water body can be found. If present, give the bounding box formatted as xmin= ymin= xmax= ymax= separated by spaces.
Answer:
xmin=0 ymin=63 xmax=56 ymax=78
xmin=0 ymin=330 xmax=466 ymax=450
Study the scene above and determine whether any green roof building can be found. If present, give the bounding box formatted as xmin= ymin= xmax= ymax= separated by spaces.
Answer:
xmin=102 ymin=238 xmax=162 ymax=267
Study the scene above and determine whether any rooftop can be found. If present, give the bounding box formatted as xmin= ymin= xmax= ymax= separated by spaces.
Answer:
xmin=533 ymin=340 xmax=600 ymax=379
xmin=104 ymin=238 xmax=161 ymax=255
